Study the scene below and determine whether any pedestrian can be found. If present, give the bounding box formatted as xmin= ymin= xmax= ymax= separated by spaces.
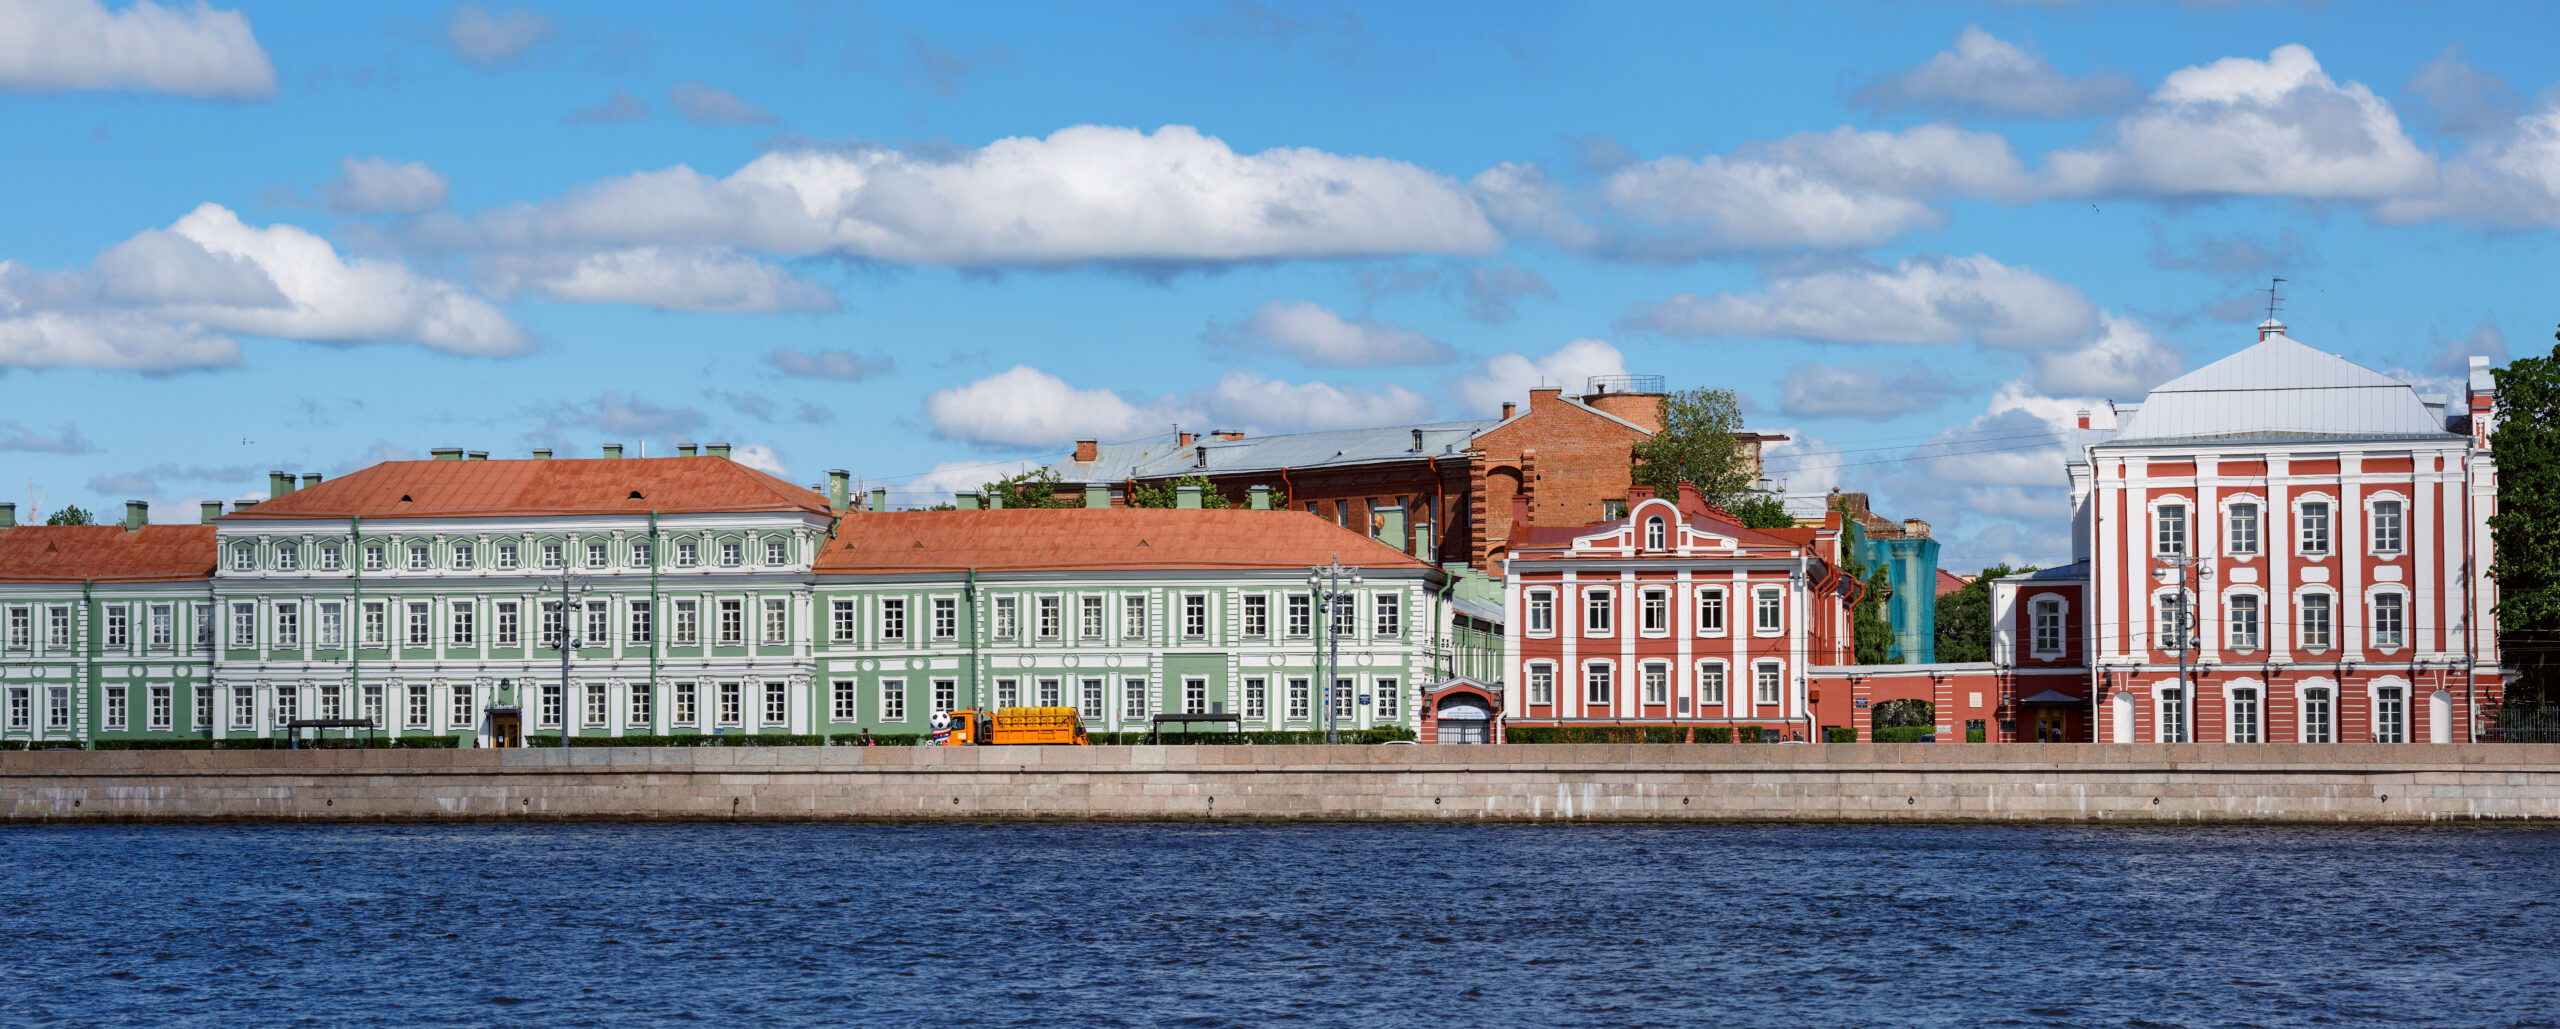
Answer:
xmin=860 ymin=727 xmax=875 ymax=747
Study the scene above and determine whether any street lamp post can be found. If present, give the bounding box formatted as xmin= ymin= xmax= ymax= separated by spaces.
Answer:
xmin=539 ymin=568 xmax=592 ymax=749
xmin=2160 ymin=553 xmax=2211 ymax=745
xmin=1308 ymin=557 xmax=1363 ymax=745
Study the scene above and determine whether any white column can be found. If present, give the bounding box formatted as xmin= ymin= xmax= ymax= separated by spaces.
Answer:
xmin=1617 ymin=569 xmax=1636 ymax=719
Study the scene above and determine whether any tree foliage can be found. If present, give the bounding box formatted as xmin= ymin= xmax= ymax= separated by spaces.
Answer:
xmin=2490 ymin=329 xmax=2560 ymax=709
xmin=1837 ymin=537 xmax=1900 ymax=665
xmin=1128 ymin=474 xmax=1233 ymax=509
xmin=1630 ymin=387 xmax=1759 ymax=507
xmin=1933 ymin=563 xmax=2029 ymax=663
xmin=45 ymin=504 xmax=94 ymax=526
xmin=1728 ymin=492 xmax=1796 ymax=529
xmin=980 ymin=468 xmax=1081 ymax=509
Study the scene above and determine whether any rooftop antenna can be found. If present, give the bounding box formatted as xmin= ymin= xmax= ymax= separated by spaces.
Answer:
xmin=2261 ymin=277 xmax=2287 ymax=320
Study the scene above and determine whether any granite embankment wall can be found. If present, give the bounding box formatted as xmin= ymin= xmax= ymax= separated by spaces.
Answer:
xmin=6 ymin=744 xmax=2559 ymax=824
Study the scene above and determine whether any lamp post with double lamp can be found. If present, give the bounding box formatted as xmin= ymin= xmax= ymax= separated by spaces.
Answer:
xmin=539 ymin=568 xmax=593 ymax=749
xmin=1308 ymin=557 xmax=1363 ymax=745
xmin=2159 ymin=553 xmax=2211 ymax=745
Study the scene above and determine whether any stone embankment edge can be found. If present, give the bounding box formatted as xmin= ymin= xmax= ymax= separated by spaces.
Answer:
xmin=5 ymin=743 xmax=2557 ymax=825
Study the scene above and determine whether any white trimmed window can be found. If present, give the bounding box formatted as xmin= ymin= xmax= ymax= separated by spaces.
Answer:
xmin=762 ymin=598 xmax=788 ymax=644
xmin=879 ymin=598 xmax=906 ymax=642
xmin=149 ymin=604 xmax=173 ymax=648
xmin=772 ymin=680 xmax=796 ymax=724
xmin=673 ymin=600 xmax=699 ymax=645
xmin=628 ymin=600 xmax=652 ymax=645
xmin=587 ymin=684 xmax=609 ymax=728
xmin=1375 ymin=593 xmax=1401 ymax=638
xmin=1696 ymin=587 xmax=1726 ymax=636
xmin=2156 ymin=502 xmax=2189 ymax=557
xmin=1287 ymin=677 xmax=1311 ymax=721
xmin=539 ymin=683 xmax=561 ymax=729
xmin=1695 ymin=662 xmax=1726 ymax=706
xmin=629 ymin=683 xmax=652 ymax=728
xmin=1583 ymin=589 xmax=1613 ymax=636
xmin=150 ymin=684 xmax=172 ymax=731
xmin=2032 ymin=598 xmax=2065 ymax=656
xmin=719 ymin=540 xmax=743 ymax=567
xmin=230 ymin=542 xmax=255 ymax=572
xmin=2298 ymin=501 xmax=2332 ymax=556
xmin=1754 ymin=588 xmax=1783 ymax=635
xmin=832 ymin=680 xmax=858 ymax=722
xmin=318 ymin=602 xmax=343 ymax=648
xmin=2226 ymin=594 xmax=2260 ymax=651
xmin=408 ymin=544 xmax=430 ymax=570
xmin=318 ymin=545 xmax=343 ymax=571
xmin=1124 ymin=595 xmax=1148 ymax=639
xmin=449 ymin=601 xmax=475 ymax=647
xmin=495 ymin=543 xmax=518 ymax=569
xmin=1644 ymin=515 xmax=1667 ymax=550
xmin=363 ymin=544 xmax=386 ymax=571
xmin=1080 ymin=678 xmax=1105 ymax=719
xmin=630 ymin=541 xmax=652 ymax=568
xmin=406 ymin=602 xmax=430 ymax=648
xmin=2230 ymin=687 xmax=2260 ymax=744
xmin=1639 ymin=589 xmax=1668 ymax=636
xmin=1753 ymin=662 xmax=1782 ymax=706
xmin=585 ymin=542 xmax=607 ymax=569
xmin=406 ymin=684 xmax=430 ymax=729
xmin=585 ymin=601 xmax=609 ymax=648
xmin=1080 ymin=596 xmax=1105 ymax=640
xmin=676 ymin=540 xmax=698 ymax=568
xmin=1375 ymin=677 xmax=1400 ymax=720
xmin=235 ymin=686 xmax=258 ymax=729
xmin=1527 ymin=662 xmax=1554 ymax=706
xmin=1036 ymin=596 xmax=1060 ymax=640
xmin=2375 ymin=685 xmax=2407 ymax=743
xmin=104 ymin=686 xmax=127 ymax=730
xmin=1242 ymin=677 xmax=1267 ymax=720
xmin=2370 ymin=499 xmax=2404 ymax=555
xmin=765 ymin=539 xmax=787 ymax=566
xmin=672 ymin=682 xmax=697 ymax=727
xmin=451 ymin=543 xmax=474 ymax=570
xmin=2157 ymin=687 xmax=2186 ymax=743
xmin=2302 ymin=687 xmax=2332 ymax=743
xmin=717 ymin=598 xmax=743 ymax=645
xmin=2371 ymin=592 xmax=2406 ymax=650
xmin=361 ymin=601 xmax=386 ymax=647
xmin=1641 ymin=662 xmax=1668 ymax=706
xmin=1330 ymin=593 xmax=1356 ymax=638
xmin=540 ymin=542 xmax=563 ymax=569
xmin=1243 ymin=595 xmax=1268 ymax=638
xmin=494 ymin=602 xmax=518 ymax=647
xmin=275 ymin=546 xmax=299 ymax=572
xmin=229 ymin=602 xmax=256 ymax=648
xmin=2156 ymin=593 xmax=2188 ymax=653
xmin=2298 ymin=593 xmax=2334 ymax=650
xmin=1182 ymin=594 xmax=1210 ymax=639
xmin=105 ymin=606 xmax=128 ymax=650
xmin=718 ymin=681 xmax=742 ymax=726
xmin=1041 ymin=677 xmax=1065 ymax=708
xmin=1118 ymin=678 xmax=1142 ymax=718
xmin=992 ymin=596 xmax=1018 ymax=640
xmin=831 ymin=599 xmax=858 ymax=643
xmin=1526 ymin=589 xmax=1555 ymax=637
xmin=2227 ymin=501 xmax=2260 ymax=556
xmin=1583 ymin=662 xmax=1612 ymax=705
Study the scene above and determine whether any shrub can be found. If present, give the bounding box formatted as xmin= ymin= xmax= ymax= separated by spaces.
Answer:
xmin=1873 ymin=725 xmax=1935 ymax=744
xmin=1826 ymin=727 xmax=1857 ymax=743
xmin=1087 ymin=726 xmax=1414 ymax=746
xmin=560 ymin=732 xmax=922 ymax=748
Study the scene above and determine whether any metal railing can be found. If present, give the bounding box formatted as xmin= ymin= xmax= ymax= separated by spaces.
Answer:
xmin=2483 ymin=708 xmax=2560 ymax=743
xmin=1584 ymin=374 xmax=1665 ymax=396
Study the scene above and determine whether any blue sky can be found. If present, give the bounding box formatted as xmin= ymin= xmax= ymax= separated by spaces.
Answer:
xmin=3 ymin=0 xmax=2554 ymax=572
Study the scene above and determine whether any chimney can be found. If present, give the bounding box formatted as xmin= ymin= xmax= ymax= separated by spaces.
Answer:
xmin=678 ymin=444 xmax=698 ymax=457
xmin=1413 ymin=521 xmax=1432 ymax=557
xmin=1073 ymin=439 xmax=1097 ymax=462
xmin=2259 ymin=318 xmax=2286 ymax=342
xmin=1411 ymin=428 xmax=1424 ymax=453
xmin=826 ymin=470 xmax=850 ymax=513
xmin=269 ymin=471 xmax=295 ymax=498
xmin=601 ymin=444 xmax=623 ymax=459
xmin=232 ymin=499 xmax=258 ymax=511
xmin=124 ymin=500 xmax=148 ymax=530
xmin=1248 ymin=484 xmax=1271 ymax=511
xmin=1903 ymin=518 xmax=1931 ymax=539
xmin=465 ymin=452 xmax=487 ymax=462
xmin=1194 ymin=446 xmax=1208 ymax=469
xmin=2075 ymin=409 xmax=2091 ymax=430
xmin=1176 ymin=484 xmax=1203 ymax=509
xmin=869 ymin=488 xmax=888 ymax=513
xmin=199 ymin=501 xmax=223 ymax=525
xmin=1177 ymin=431 xmax=1195 ymax=448
xmin=0 ymin=503 xmax=13 ymax=528
xmin=531 ymin=449 xmax=552 ymax=460
xmin=1628 ymin=484 xmax=1654 ymax=503
xmin=301 ymin=475 xmax=323 ymax=492
xmin=1083 ymin=484 xmax=1109 ymax=509
xmin=987 ymin=490 xmax=1004 ymax=510
xmin=1215 ymin=429 xmax=1244 ymax=441
xmin=955 ymin=491 xmax=982 ymax=511
xmin=430 ymin=448 xmax=463 ymax=462
xmin=1501 ymin=401 xmax=1517 ymax=420
xmin=706 ymin=443 xmax=731 ymax=459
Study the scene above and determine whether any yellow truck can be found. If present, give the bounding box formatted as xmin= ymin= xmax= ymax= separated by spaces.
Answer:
xmin=928 ymin=706 xmax=1091 ymax=746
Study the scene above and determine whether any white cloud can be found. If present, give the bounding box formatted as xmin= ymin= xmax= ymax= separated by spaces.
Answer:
xmin=1209 ymin=299 xmax=1453 ymax=367
xmin=1447 ymin=337 xmax=1627 ymax=417
xmin=2387 ymin=98 xmax=2560 ymax=228
xmin=0 ymin=309 xmax=240 ymax=371
xmin=89 ymin=229 xmax=287 ymax=307
xmin=1752 ymin=431 xmax=1844 ymax=511
xmin=2426 ymin=319 xmax=2506 ymax=375
xmin=2399 ymin=44 xmax=2523 ymax=138
xmin=1622 ymin=254 xmax=2097 ymax=349
xmin=0 ymin=0 xmax=274 ymax=98
xmin=729 ymin=443 xmax=786 ymax=477
xmin=473 ymin=124 xmax=1498 ymax=267
xmin=548 ymin=390 xmax=702 ymax=438
xmin=1852 ymin=26 xmax=2137 ymax=118
xmin=924 ymin=365 xmax=1187 ymax=448
xmin=899 ymin=458 xmax=1041 ymax=503
xmin=482 ymin=246 xmax=836 ymax=313
xmin=767 ymin=347 xmax=893 ymax=382
xmin=1776 ymin=362 xmax=1957 ymax=420
xmin=444 ymin=3 xmax=553 ymax=65
xmin=158 ymin=204 xmax=531 ymax=355
xmin=319 ymin=156 xmax=450 ymax=216
xmin=2046 ymin=44 xmax=2435 ymax=200
xmin=0 ymin=420 xmax=94 ymax=453
xmin=1203 ymin=370 xmax=1432 ymax=432
xmin=666 ymin=81 xmax=776 ymax=125
xmin=1912 ymin=381 xmax=2095 ymax=489
xmin=2030 ymin=313 xmax=2181 ymax=396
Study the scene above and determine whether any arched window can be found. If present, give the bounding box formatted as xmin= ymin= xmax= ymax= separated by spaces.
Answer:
xmin=1644 ymin=515 xmax=1666 ymax=550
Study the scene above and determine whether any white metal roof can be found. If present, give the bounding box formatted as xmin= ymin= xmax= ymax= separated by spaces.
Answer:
xmin=2108 ymin=325 xmax=2454 ymax=445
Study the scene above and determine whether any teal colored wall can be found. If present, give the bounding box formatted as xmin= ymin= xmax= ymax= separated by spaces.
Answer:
xmin=1844 ymin=523 xmax=1941 ymax=665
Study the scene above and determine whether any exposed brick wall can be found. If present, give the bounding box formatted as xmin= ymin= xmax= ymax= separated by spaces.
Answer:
xmin=1469 ymin=389 xmax=1652 ymax=572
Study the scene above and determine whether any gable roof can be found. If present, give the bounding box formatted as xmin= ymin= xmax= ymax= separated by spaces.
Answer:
xmin=2110 ymin=329 xmax=2452 ymax=444
xmin=223 ymin=457 xmax=831 ymax=520
xmin=0 ymin=525 xmax=217 ymax=583
xmin=815 ymin=509 xmax=1438 ymax=575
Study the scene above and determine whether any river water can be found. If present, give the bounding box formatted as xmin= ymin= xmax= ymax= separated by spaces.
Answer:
xmin=2 ymin=823 xmax=2554 ymax=1027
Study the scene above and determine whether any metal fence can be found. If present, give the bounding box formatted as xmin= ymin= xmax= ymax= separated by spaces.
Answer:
xmin=2483 ymin=708 xmax=2560 ymax=743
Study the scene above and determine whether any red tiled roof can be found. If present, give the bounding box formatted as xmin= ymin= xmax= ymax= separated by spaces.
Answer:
xmin=224 ymin=457 xmax=830 ymax=520
xmin=0 ymin=525 xmax=217 ymax=582
xmin=816 ymin=509 xmax=1438 ymax=574
xmin=1935 ymin=568 xmax=1970 ymax=596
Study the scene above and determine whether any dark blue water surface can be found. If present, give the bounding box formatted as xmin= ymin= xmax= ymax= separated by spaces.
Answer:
xmin=3 ymin=823 xmax=2556 ymax=1028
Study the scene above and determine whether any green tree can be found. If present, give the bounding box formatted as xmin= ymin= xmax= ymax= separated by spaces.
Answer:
xmin=2491 ymin=328 xmax=2560 ymax=709
xmin=1128 ymin=474 xmax=1233 ymax=509
xmin=44 ymin=504 xmax=94 ymax=526
xmin=1728 ymin=492 xmax=1796 ymax=529
xmin=1933 ymin=564 xmax=2029 ymax=663
xmin=981 ymin=468 xmax=1081 ymax=509
xmin=1629 ymin=387 xmax=1759 ymax=507
xmin=1840 ymin=544 xmax=1899 ymax=665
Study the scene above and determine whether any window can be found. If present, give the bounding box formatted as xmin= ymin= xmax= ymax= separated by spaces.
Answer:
xmin=1601 ymin=499 xmax=1628 ymax=520
xmin=1644 ymin=515 xmax=1666 ymax=550
xmin=2227 ymin=595 xmax=2260 ymax=651
xmin=1080 ymin=596 xmax=1105 ymax=640
xmin=406 ymin=602 xmax=430 ymax=648
xmin=274 ymin=546 xmax=298 ymax=572
xmin=1527 ymin=663 xmax=1554 ymax=706
xmin=104 ymin=686 xmax=127 ymax=730
xmin=194 ymin=686 xmax=212 ymax=729
xmin=1527 ymin=590 xmax=1554 ymax=636
xmin=1287 ymin=594 xmax=1312 ymax=638
xmin=1376 ymin=593 xmax=1401 ymax=638
xmin=494 ymin=602 xmax=518 ymax=647
xmin=495 ymin=543 xmax=518 ymax=570
xmin=719 ymin=540 xmax=743 ymax=567
xmin=309 ymin=602 xmax=339 ymax=649
xmin=451 ymin=682 xmax=476 ymax=731
xmin=229 ymin=602 xmax=256 ymax=648
xmin=1754 ymin=663 xmax=1782 ymax=706
xmin=1332 ymin=678 xmax=1354 ymax=722
xmin=1639 ymin=589 xmax=1668 ymax=635
xmin=1330 ymin=592 xmax=1356 ymax=638
xmin=766 ymin=539 xmax=787 ymax=566
xmin=718 ymin=599 xmax=744 ymax=645
xmin=1641 ymin=663 xmax=1668 ymax=706
xmin=318 ymin=545 xmax=342 ymax=571
xmin=2156 ymin=503 xmax=2188 ymax=556
xmin=1120 ymin=594 xmax=1145 ymax=637
xmin=1287 ymin=677 xmax=1311 ymax=721
xmin=2228 ymin=503 xmax=2260 ymax=556
xmin=628 ymin=600 xmax=652 ymax=645
xmin=149 ymin=604 xmax=173 ymax=648
xmin=1036 ymin=596 xmax=1060 ymax=640
xmin=1182 ymin=678 xmax=1207 ymax=715
xmin=451 ymin=543 xmax=474 ymax=571
xmin=540 ymin=542 xmax=563 ymax=569
xmin=1040 ymin=677 xmax=1064 ymax=708
xmin=363 ymin=544 xmax=386 ymax=571
xmin=539 ymin=683 xmax=562 ymax=729
xmin=992 ymin=597 xmax=1018 ymax=640
xmin=1122 ymin=678 xmax=1148 ymax=719
xmin=449 ymin=600 xmax=475 ymax=647
xmin=361 ymin=601 xmax=386 ymax=647
xmin=46 ymin=605 xmax=70 ymax=648
xmin=106 ymin=606 xmax=129 ymax=650
xmin=772 ymin=681 xmax=796 ymax=725
xmin=1584 ymin=663 xmax=1612 ymax=706
xmin=194 ymin=602 xmax=212 ymax=648
xmin=2032 ymin=598 xmax=2064 ymax=655
xmin=320 ymin=684 xmax=343 ymax=721
xmin=630 ymin=541 xmax=651 ymax=568
xmin=762 ymin=598 xmax=788 ymax=644
xmin=406 ymin=685 xmax=430 ymax=730
xmin=2376 ymin=686 xmax=2406 ymax=743
xmin=2371 ymin=500 xmax=2404 ymax=555
xmin=993 ymin=678 xmax=1021 ymax=710
xmin=881 ymin=680 xmax=907 ymax=722
xmin=586 ymin=683 xmax=608 ymax=728
xmin=231 ymin=543 xmax=255 ymax=571
xmin=2303 ymin=688 xmax=2332 ymax=743
xmin=2156 ymin=594 xmax=2187 ymax=653
xmin=1375 ymin=677 xmax=1399 ymax=720
xmin=1584 ymin=589 xmax=1613 ymax=636
xmin=879 ymin=598 xmax=906 ymax=642
xmin=6 ymin=687 xmax=24 ymax=728
xmin=673 ymin=600 xmax=699 ymax=645
xmin=2231 ymin=687 xmax=2260 ymax=743
xmin=408 ymin=544 xmax=430 ymax=571
xmin=1754 ymin=588 xmax=1783 ymax=635
xmin=1243 ymin=677 xmax=1267 ymax=720
xmin=1243 ymin=595 xmax=1268 ymax=638
xmin=831 ymin=599 xmax=858 ymax=643
xmin=2372 ymin=593 xmax=2406 ymax=649
xmin=1183 ymin=594 xmax=1209 ymax=638
xmin=2299 ymin=594 xmax=2333 ymax=650
xmin=1079 ymin=678 xmax=1105 ymax=719
xmin=5 ymin=607 xmax=24 ymax=650
xmin=676 ymin=540 xmax=698 ymax=568
xmin=1697 ymin=663 xmax=1727 ymax=706
xmin=2299 ymin=501 xmax=2332 ymax=556
xmin=832 ymin=680 xmax=858 ymax=722
xmin=674 ymin=682 xmax=698 ymax=727
xmin=629 ymin=683 xmax=652 ymax=728
xmin=2158 ymin=688 xmax=2185 ymax=743
xmin=718 ymin=681 xmax=742 ymax=726
xmin=582 ymin=542 xmax=605 ymax=569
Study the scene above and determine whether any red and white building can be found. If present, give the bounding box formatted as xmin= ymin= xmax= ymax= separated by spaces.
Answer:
xmin=1497 ymin=482 xmax=1858 ymax=740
